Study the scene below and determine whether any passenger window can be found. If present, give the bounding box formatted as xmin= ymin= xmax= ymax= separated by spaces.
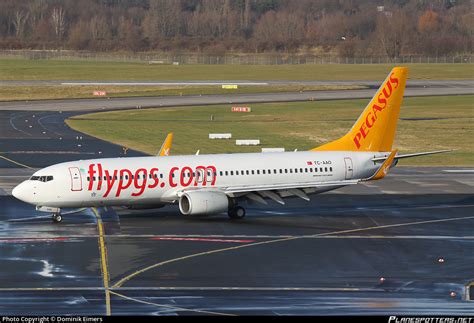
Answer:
xmin=279 ymin=169 xmax=282 ymax=174
xmin=246 ymin=170 xmax=249 ymax=175
xmin=325 ymin=167 xmax=328 ymax=172
xmin=330 ymin=167 xmax=333 ymax=172
xmin=257 ymin=170 xmax=260 ymax=175
xmin=236 ymin=171 xmax=239 ymax=175
xmin=309 ymin=168 xmax=313 ymax=173
xmin=87 ymin=177 xmax=90 ymax=181
xmin=290 ymin=169 xmax=293 ymax=173
xmin=263 ymin=170 xmax=266 ymax=174
xmin=231 ymin=171 xmax=234 ymax=176
xmin=320 ymin=168 xmax=323 ymax=172
xmin=251 ymin=170 xmax=255 ymax=175
xmin=300 ymin=168 xmax=303 ymax=173
xmin=285 ymin=169 xmax=288 ymax=173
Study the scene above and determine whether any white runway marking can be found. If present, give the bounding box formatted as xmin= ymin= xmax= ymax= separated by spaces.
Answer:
xmin=62 ymin=82 xmax=269 ymax=86
xmin=8 ymin=114 xmax=32 ymax=136
xmin=443 ymin=170 xmax=474 ymax=173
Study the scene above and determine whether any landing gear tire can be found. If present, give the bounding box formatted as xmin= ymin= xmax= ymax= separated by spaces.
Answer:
xmin=52 ymin=213 xmax=62 ymax=223
xmin=228 ymin=206 xmax=246 ymax=220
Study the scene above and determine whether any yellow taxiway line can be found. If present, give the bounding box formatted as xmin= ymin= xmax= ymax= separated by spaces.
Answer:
xmin=92 ymin=207 xmax=111 ymax=316
xmin=112 ymin=214 xmax=474 ymax=289
xmin=0 ymin=154 xmax=33 ymax=169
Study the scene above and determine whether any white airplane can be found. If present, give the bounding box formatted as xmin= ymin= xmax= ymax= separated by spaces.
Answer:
xmin=13 ymin=67 xmax=449 ymax=223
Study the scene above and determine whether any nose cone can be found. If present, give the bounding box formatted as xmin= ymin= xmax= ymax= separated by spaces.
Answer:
xmin=12 ymin=182 xmax=32 ymax=204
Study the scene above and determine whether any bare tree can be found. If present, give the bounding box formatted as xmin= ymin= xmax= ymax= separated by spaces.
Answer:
xmin=28 ymin=0 xmax=47 ymax=26
xmin=50 ymin=6 xmax=66 ymax=44
xmin=243 ymin=0 xmax=251 ymax=29
xmin=12 ymin=10 xmax=29 ymax=39
xmin=375 ymin=10 xmax=411 ymax=61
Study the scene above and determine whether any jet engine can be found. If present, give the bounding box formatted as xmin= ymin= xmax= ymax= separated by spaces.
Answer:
xmin=179 ymin=191 xmax=229 ymax=216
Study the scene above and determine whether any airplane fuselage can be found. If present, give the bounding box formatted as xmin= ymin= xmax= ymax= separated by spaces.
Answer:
xmin=13 ymin=151 xmax=383 ymax=209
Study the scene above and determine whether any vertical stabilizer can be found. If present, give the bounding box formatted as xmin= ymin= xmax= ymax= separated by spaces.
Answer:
xmin=312 ymin=67 xmax=408 ymax=152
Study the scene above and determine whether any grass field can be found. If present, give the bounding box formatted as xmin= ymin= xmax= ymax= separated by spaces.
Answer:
xmin=0 ymin=84 xmax=364 ymax=101
xmin=66 ymin=95 xmax=474 ymax=166
xmin=1 ymin=58 xmax=473 ymax=81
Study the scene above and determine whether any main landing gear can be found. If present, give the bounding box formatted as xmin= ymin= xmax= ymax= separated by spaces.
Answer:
xmin=228 ymin=206 xmax=246 ymax=220
xmin=52 ymin=213 xmax=63 ymax=223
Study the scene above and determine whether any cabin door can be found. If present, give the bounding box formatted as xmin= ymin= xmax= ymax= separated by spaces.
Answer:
xmin=69 ymin=167 xmax=82 ymax=191
xmin=344 ymin=158 xmax=354 ymax=180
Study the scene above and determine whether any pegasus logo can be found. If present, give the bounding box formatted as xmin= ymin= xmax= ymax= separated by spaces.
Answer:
xmin=353 ymin=73 xmax=399 ymax=149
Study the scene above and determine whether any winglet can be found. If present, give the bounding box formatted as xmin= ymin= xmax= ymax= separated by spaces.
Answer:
xmin=157 ymin=132 xmax=173 ymax=156
xmin=366 ymin=150 xmax=398 ymax=181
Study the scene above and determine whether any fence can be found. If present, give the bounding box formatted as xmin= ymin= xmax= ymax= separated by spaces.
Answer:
xmin=0 ymin=50 xmax=471 ymax=65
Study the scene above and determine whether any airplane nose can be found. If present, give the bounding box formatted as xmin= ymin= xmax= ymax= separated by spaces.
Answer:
xmin=12 ymin=184 xmax=21 ymax=199
xmin=12 ymin=182 xmax=29 ymax=203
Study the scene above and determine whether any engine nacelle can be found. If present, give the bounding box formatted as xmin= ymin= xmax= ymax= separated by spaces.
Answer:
xmin=179 ymin=191 xmax=229 ymax=216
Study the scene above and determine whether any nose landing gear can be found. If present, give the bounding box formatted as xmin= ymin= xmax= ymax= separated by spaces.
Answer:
xmin=52 ymin=213 xmax=62 ymax=223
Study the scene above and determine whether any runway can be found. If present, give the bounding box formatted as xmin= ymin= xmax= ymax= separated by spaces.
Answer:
xmin=0 ymin=85 xmax=473 ymax=112
xmin=0 ymin=167 xmax=473 ymax=315
xmin=1 ymin=79 xmax=473 ymax=88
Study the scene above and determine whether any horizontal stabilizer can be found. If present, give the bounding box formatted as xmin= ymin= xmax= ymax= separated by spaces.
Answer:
xmin=372 ymin=149 xmax=452 ymax=162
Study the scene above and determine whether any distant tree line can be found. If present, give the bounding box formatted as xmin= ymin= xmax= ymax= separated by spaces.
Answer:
xmin=0 ymin=0 xmax=472 ymax=59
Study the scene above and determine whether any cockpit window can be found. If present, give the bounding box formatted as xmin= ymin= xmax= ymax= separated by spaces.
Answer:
xmin=30 ymin=175 xmax=53 ymax=182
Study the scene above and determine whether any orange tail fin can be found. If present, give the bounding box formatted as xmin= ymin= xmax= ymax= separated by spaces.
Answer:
xmin=312 ymin=67 xmax=408 ymax=152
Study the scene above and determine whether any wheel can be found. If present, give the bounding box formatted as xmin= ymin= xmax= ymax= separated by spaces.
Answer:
xmin=52 ymin=213 xmax=62 ymax=223
xmin=228 ymin=206 xmax=246 ymax=220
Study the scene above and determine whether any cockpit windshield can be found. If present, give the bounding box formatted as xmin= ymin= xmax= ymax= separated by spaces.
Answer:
xmin=30 ymin=175 xmax=54 ymax=182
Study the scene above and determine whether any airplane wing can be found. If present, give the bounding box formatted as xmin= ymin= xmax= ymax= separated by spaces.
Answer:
xmin=371 ymin=149 xmax=451 ymax=162
xmin=157 ymin=132 xmax=173 ymax=156
xmin=222 ymin=179 xmax=360 ymax=195
xmin=173 ymin=179 xmax=360 ymax=205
